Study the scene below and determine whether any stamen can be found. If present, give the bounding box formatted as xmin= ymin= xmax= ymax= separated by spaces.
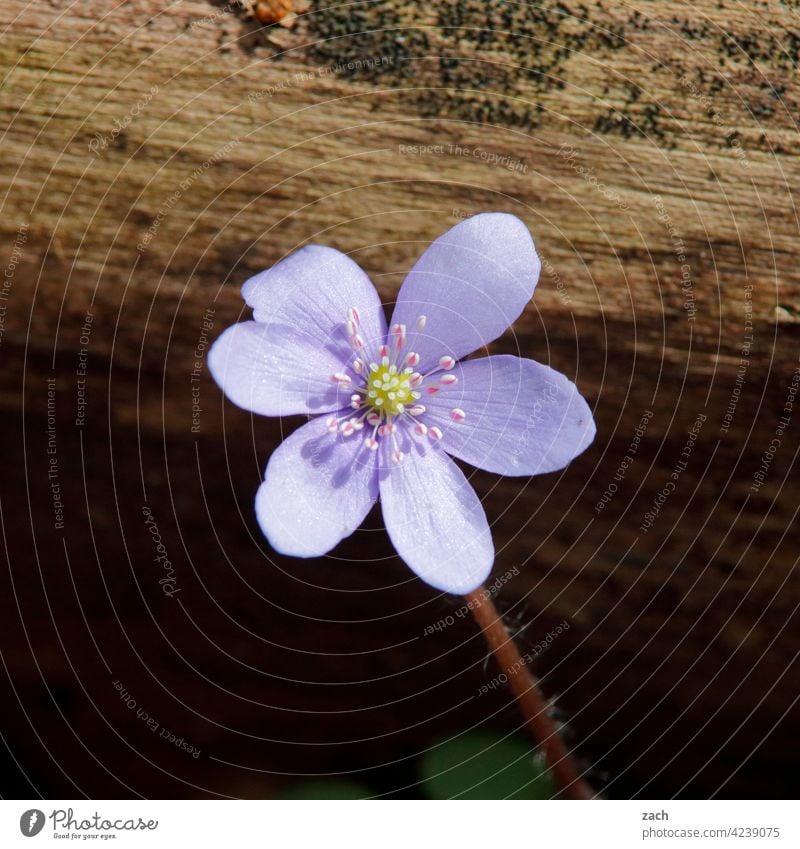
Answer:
xmin=391 ymin=323 xmax=407 ymax=349
xmin=331 ymin=336 xmax=428 ymax=448
xmin=331 ymin=308 xmax=465 ymax=449
xmin=392 ymin=450 xmax=404 ymax=464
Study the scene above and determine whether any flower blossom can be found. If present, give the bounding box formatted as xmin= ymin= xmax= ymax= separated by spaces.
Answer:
xmin=209 ymin=213 xmax=595 ymax=594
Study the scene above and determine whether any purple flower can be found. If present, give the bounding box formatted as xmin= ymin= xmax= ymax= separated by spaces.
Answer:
xmin=209 ymin=213 xmax=595 ymax=594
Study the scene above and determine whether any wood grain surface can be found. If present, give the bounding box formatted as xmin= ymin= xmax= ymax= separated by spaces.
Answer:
xmin=1 ymin=0 xmax=798 ymax=798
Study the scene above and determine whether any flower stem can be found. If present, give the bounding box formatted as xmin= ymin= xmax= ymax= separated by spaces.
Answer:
xmin=465 ymin=587 xmax=594 ymax=800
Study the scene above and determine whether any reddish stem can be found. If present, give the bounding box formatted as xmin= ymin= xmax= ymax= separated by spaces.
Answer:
xmin=465 ymin=587 xmax=594 ymax=800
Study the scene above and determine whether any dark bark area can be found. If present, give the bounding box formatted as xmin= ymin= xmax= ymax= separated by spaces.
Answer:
xmin=1 ymin=0 xmax=798 ymax=798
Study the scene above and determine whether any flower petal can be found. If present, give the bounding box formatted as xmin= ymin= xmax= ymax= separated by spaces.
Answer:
xmin=242 ymin=245 xmax=387 ymax=357
xmin=390 ymin=213 xmax=541 ymax=370
xmin=379 ymin=440 xmax=493 ymax=594
xmin=423 ymin=355 xmax=596 ymax=476
xmin=208 ymin=321 xmax=346 ymax=416
xmin=256 ymin=415 xmax=379 ymax=557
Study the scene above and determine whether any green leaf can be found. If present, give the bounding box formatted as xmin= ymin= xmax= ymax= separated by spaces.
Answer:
xmin=277 ymin=779 xmax=373 ymax=800
xmin=420 ymin=731 xmax=556 ymax=800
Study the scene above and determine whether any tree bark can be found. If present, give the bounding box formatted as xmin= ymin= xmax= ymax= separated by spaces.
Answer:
xmin=1 ymin=0 xmax=798 ymax=798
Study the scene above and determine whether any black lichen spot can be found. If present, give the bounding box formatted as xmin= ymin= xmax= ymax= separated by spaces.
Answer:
xmin=296 ymin=0 xmax=793 ymax=146
xmin=302 ymin=0 xmax=654 ymax=131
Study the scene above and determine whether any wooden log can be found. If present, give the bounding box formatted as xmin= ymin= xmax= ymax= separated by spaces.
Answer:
xmin=1 ymin=0 xmax=798 ymax=798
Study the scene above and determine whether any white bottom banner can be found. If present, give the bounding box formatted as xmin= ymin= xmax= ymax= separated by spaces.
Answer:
xmin=3 ymin=800 xmax=795 ymax=848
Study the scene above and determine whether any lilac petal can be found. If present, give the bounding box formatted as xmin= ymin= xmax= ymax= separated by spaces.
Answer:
xmin=208 ymin=321 xmax=347 ymax=416
xmin=379 ymin=439 xmax=493 ymax=594
xmin=390 ymin=213 xmax=541 ymax=370
xmin=256 ymin=415 xmax=379 ymax=557
xmin=424 ymin=355 xmax=595 ymax=476
xmin=242 ymin=245 xmax=387 ymax=359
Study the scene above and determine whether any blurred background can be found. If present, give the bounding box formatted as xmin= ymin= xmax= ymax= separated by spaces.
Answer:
xmin=1 ymin=0 xmax=799 ymax=799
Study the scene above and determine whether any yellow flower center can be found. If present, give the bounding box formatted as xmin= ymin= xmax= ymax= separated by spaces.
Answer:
xmin=366 ymin=364 xmax=413 ymax=417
